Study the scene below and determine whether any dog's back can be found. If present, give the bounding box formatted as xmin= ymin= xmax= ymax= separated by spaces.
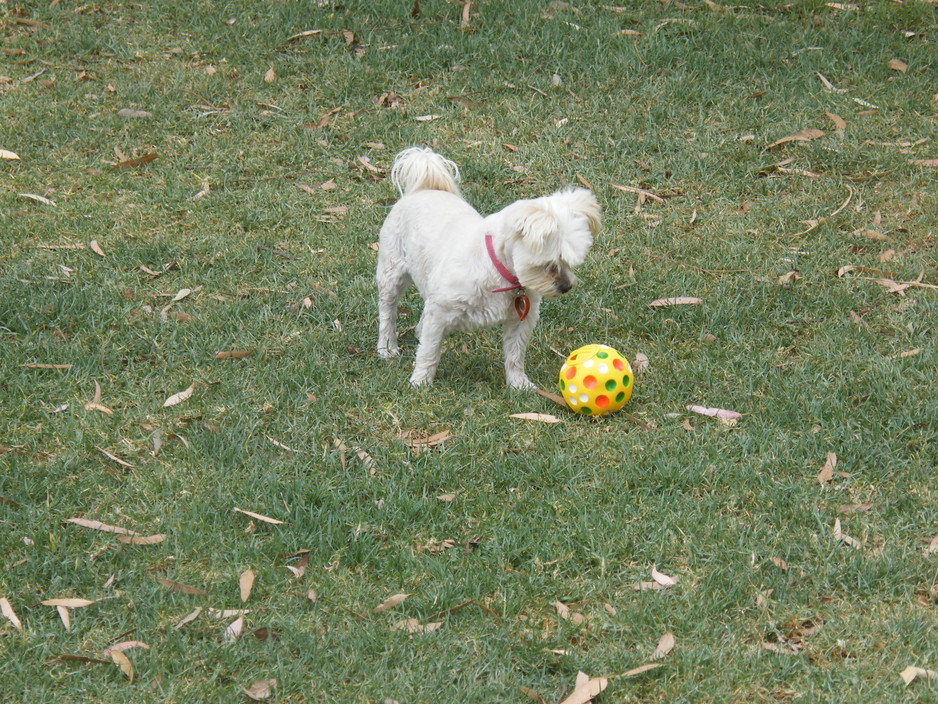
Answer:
xmin=390 ymin=147 xmax=461 ymax=197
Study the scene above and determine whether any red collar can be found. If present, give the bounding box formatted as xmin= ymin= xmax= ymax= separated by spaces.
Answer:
xmin=485 ymin=234 xmax=523 ymax=292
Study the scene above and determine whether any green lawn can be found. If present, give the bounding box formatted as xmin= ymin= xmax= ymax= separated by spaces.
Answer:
xmin=1 ymin=1 xmax=936 ymax=702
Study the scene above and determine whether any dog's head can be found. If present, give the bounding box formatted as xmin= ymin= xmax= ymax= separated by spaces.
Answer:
xmin=508 ymin=188 xmax=600 ymax=298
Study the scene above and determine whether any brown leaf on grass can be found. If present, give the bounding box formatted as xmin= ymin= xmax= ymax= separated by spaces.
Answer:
xmin=853 ymin=228 xmax=895 ymax=242
xmin=826 ymin=112 xmax=846 ymax=131
xmin=19 ymin=192 xmax=56 ymax=206
xmin=391 ymin=618 xmax=443 ymax=634
xmin=21 ymin=363 xmax=73 ymax=369
xmin=621 ymin=662 xmax=664 ymax=677
xmin=89 ymin=240 xmax=106 ymax=257
xmin=374 ymin=593 xmax=409 ymax=612
xmin=306 ymin=588 xmax=318 ymax=603
xmin=243 ymin=679 xmax=277 ymax=701
xmin=56 ymin=605 xmax=71 ymax=632
xmin=42 ymin=597 xmax=95 ymax=609
xmin=154 ymin=577 xmax=207 ymax=595
xmin=162 ymin=382 xmax=195 ymax=408
xmin=767 ymin=128 xmax=825 ymax=149
xmin=651 ymin=565 xmax=678 ymax=587
xmin=633 ymin=352 xmax=650 ymax=373
xmin=174 ymin=607 xmax=202 ymax=629
xmin=84 ymin=401 xmax=114 ymax=414
xmin=113 ymin=153 xmax=158 ymax=169
xmin=399 ymin=429 xmax=452 ymax=450
xmin=909 ymin=159 xmax=938 ymax=168
xmin=264 ymin=67 xmax=275 ymax=83
xmin=0 ymin=149 xmax=20 ymax=160
xmin=215 ymin=349 xmax=253 ymax=360
xmin=924 ymin=533 xmax=938 ymax=556
xmin=770 ymin=557 xmax=789 ymax=570
xmin=109 ymin=649 xmax=133 ymax=682
xmin=117 ymin=108 xmax=152 ymax=119
xmin=460 ymin=0 xmax=472 ymax=26
xmin=0 ymin=598 xmax=23 ymax=632
xmin=838 ymin=503 xmax=873 ymax=514
xmin=900 ymin=666 xmax=937 ymax=686
xmin=686 ymin=405 xmax=742 ymax=421
xmin=509 ymin=412 xmax=562 ymax=424
xmin=762 ymin=640 xmax=799 ymax=655
xmin=224 ymin=616 xmax=244 ymax=643
xmin=67 ymin=517 xmax=138 ymax=536
xmin=879 ymin=249 xmax=896 ymax=263
xmin=239 ymin=569 xmax=255 ymax=603
xmin=611 ymin=183 xmax=666 ymax=203
xmin=96 ymin=446 xmax=136 ymax=469
xmin=286 ymin=29 xmax=323 ymax=41
xmin=102 ymin=641 xmax=150 ymax=657
xmin=116 ymin=533 xmax=166 ymax=545
xmin=559 ymin=672 xmax=609 ymax=704
xmin=233 ymin=507 xmax=285 ymax=525
xmin=778 ymin=270 xmax=802 ymax=286
xmin=649 ymin=296 xmax=702 ymax=307
xmin=631 ymin=581 xmax=666 ymax=591
xmin=817 ymin=452 xmax=837 ymax=484
xmin=436 ymin=493 xmax=456 ymax=502
xmin=652 ymin=632 xmax=676 ymax=659
xmin=535 ymin=388 xmax=567 ymax=407
xmin=887 ymin=59 xmax=908 ymax=74
xmin=833 ymin=518 xmax=861 ymax=549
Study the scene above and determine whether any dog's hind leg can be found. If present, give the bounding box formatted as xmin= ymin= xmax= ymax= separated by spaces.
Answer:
xmin=376 ymin=263 xmax=411 ymax=358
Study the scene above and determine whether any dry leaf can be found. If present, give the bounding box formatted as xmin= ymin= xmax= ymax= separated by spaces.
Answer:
xmin=509 ymin=412 xmax=562 ymax=423
xmin=114 ymin=153 xmax=158 ymax=169
xmin=103 ymin=641 xmax=150 ymax=656
xmin=900 ymin=666 xmax=937 ymax=686
xmin=154 ymin=577 xmax=207 ymax=595
xmin=436 ymin=493 xmax=456 ymax=502
xmin=817 ymin=452 xmax=837 ymax=484
xmin=653 ymin=632 xmax=675 ymax=659
xmin=57 ymin=605 xmax=71 ymax=632
xmin=622 ymin=663 xmax=663 ymax=677
xmin=215 ymin=350 xmax=253 ymax=360
xmin=109 ymin=649 xmax=134 ymax=682
xmin=887 ymin=59 xmax=908 ymax=74
xmin=833 ymin=518 xmax=861 ymax=549
xmin=225 ymin=616 xmax=244 ymax=642
xmin=778 ymin=270 xmax=802 ymax=285
xmin=770 ymin=557 xmax=789 ymax=570
xmin=306 ymin=588 xmax=318 ymax=602
xmin=909 ymin=159 xmax=938 ymax=168
xmin=414 ymin=114 xmax=442 ymax=122
xmin=84 ymin=401 xmax=114 ymax=415
xmin=826 ymin=112 xmax=846 ymax=130
xmin=375 ymin=593 xmax=409 ymax=612
xmin=117 ymin=108 xmax=152 ymax=119
xmin=391 ymin=618 xmax=443 ymax=634
xmin=243 ymin=679 xmax=277 ymax=701
xmin=264 ymin=67 xmax=275 ymax=83
xmin=67 ymin=517 xmax=138 ymax=536
xmin=558 ymin=672 xmax=608 ymax=704
xmin=651 ymin=565 xmax=678 ymax=587
xmin=174 ymin=606 xmax=202 ymax=629
xmin=116 ymin=533 xmax=166 ymax=545
xmin=89 ymin=240 xmax=105 ymax=257
xmin=686 ymin=405 xmax=742 ymax=420
xmin=767 ymin=128 xmax=825 ymax=149
xmin=240 ymin=569 xmax=255 ymax=602
xmin=233 ymin=507 xmax=286 ymax=525
xmin=162 ymin=383 xmax=195 ymax=408
xmin=0 ymin=598 xmax=23 ymax=632
xmin=0 ymin=149 xmax=20 ymax=160
xmin=19 ymin=193 xmax=56 ymax=206
xmin=649 ymin=296 xmax=702 ymax=307
xmin=633 ymin=352 xmax=649 ymax=373
xmin=924 ymin=533 xmax=938 ymax=556
xmin=552 ymin=600 xmax=571 ymax=620
xmin=42 ymin=598 xmax=95 ymax=609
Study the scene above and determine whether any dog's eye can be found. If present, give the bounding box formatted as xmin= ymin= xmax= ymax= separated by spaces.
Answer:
xmin=549 ymin=264 xmax=559 ymax=275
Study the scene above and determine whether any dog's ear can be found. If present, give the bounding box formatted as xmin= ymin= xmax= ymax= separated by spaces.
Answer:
xmin=565 ymin=188 xmax=601 ymax=235
xmin=514 ymin=204 xmax=557 ymax=253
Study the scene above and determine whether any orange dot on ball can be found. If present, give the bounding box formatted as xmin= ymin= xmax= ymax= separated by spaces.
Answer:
xmin=583 ymin=375 xmax=597 ymax=389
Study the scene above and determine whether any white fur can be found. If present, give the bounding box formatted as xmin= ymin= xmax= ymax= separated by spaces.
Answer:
xmin=376 ymin=147 xmax=600 ymax=389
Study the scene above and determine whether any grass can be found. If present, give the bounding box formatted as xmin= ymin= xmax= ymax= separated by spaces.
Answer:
xmin=1 ymin=0 xmax=937 ymax=701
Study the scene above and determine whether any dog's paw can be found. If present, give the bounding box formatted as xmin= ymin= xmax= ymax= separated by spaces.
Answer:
xmin=377 ymin=347 xmax=400 ymax=359
xmin=507 ymin=376 xmax=537 ymax=391
xmin=409 ymin=371 xmax=434 ymax=387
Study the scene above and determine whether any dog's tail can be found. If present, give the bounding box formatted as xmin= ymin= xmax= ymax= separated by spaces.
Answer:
xmin=390 ymin=147 xmax=461 ymax=197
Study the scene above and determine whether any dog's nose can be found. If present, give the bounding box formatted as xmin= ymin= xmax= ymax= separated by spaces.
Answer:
xmin=557 ymin=279 xmax=573 ymax=294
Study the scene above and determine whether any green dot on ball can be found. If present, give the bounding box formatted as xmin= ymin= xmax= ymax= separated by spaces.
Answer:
xmin=616 ymin=392 xmax=625 ymax=402
xmin=597 ymin=351 xmax=608 ymax=359
xmin=605 ymin=379 xmax=617 ymax=391
xmin=560 ymin=380 xmax=565 ymax=391
xmin=581 ymin=406 xmax=592 ymax=414
xmin=622 ymin=376 xmax=631 ymax=387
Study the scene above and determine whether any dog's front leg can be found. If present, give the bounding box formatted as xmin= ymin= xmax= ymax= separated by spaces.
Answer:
xmin=410 ymin=304 xmax=447 ymax=386
xmin=502 ymin=303 xmax=540 ymax=390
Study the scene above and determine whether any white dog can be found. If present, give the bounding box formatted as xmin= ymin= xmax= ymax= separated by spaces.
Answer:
xmin=376 ymin=147 xmax=600 ymax=389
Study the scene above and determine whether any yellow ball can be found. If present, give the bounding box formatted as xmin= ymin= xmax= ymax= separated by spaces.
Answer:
xmin=559 ymin=344 xmax=634 ymax=416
